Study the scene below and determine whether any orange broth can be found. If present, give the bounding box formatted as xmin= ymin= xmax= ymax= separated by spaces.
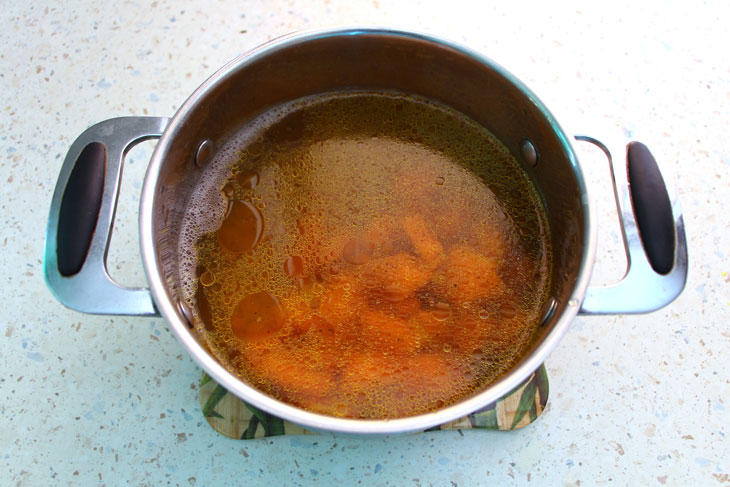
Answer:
xmin=181 ymin=91 xmax=551 ymax=418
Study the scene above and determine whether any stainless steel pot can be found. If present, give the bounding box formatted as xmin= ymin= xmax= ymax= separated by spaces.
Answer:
xmin=44 ymin=28 xmax=688 ymax=435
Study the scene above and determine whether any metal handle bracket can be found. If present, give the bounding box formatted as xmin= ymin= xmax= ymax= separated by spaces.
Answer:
xmin=44 ymin=117 xmax=169 ymax=316
xmin=576 ymin=136 xmax=688 ymax=315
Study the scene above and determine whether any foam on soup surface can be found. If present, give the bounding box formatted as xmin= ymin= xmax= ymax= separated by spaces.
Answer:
xmin=179 ymin=91 xmax=552 ymax=418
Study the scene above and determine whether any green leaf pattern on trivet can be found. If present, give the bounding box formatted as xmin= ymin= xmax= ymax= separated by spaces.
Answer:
xmin=510 ymin=380 xmax=538 ymax=428
xmin=200 ymin=373 xmax=214 ymax=388
xmin=243 ymin=402 xmax=286 ymax=438
xmin=199 ymin=364 xmax=549 ymax=439
xmin=469 ymin=407 xmax=498 ymax=429
xmin=202 ymin=383 xmax=227 ymax=419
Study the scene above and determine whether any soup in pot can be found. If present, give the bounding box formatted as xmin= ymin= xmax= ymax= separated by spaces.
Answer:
xmin=179 ymin=91 xmax=551 ymax=418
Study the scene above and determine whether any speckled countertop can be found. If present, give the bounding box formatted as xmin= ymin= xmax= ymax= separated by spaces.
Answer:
xmin=2 ymin=1 xmax=728 ymax=485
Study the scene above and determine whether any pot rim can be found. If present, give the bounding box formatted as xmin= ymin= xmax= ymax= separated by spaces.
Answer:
xmin=139 ymin=26 xmax=597 ymax=435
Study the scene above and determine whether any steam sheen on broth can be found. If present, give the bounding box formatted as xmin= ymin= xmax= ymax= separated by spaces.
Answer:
xmin=179 ymin=91 xmax=552 ymax=419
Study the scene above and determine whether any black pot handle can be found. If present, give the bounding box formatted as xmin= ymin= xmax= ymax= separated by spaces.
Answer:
xmin=44 ymin=117 xmax=169 ymax=316
xmin=626 ymin=141 xmax=675 ymax=275
xmin=56 ymin=142 xmax=107 ymax=277
xmin=576 ymin=136 xmax=688 ymax=315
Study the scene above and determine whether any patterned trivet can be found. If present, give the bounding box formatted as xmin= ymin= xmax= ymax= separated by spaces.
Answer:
xmin=199 ymin=364 xmax=549 ymax=439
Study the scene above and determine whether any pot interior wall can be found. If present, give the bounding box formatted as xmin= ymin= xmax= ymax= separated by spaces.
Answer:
xmin=150 ymin=31 xmax=586 ymax=373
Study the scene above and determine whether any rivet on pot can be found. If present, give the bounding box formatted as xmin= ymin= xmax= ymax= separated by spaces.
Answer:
xmin=177 ymin=299 xmax=195 ymax=329
xmin=538 ymin=297 xmax=558 ymax=327
xmin=195 ymin=139 xmax=214 ymax=168
xmin=520 ymin=138 xmax=538 ymax=167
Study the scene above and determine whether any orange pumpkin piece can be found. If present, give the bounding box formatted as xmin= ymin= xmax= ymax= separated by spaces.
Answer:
xmin=396 ymin=354 xmax=458 ymax=400
xmin=362 ymin=252 xmax=432 ymax=299
xmin=340 ymin=353 xmax=398 ymax=389
xmin=359 ymin=309 xmax=423 ymax=354
xmin=402 ymin=214 xmax=443 ymax=264
xmin=317 ymin=282 xmax=363 ymax=323
xmin=244 ymin=347 xmax=336 ymax=409
xmin=444 ymin=245 xmax=504 ymax=303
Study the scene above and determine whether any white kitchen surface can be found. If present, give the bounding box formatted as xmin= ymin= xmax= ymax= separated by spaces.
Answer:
xmin=2 ymin=1 xmax=728 ymax=485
